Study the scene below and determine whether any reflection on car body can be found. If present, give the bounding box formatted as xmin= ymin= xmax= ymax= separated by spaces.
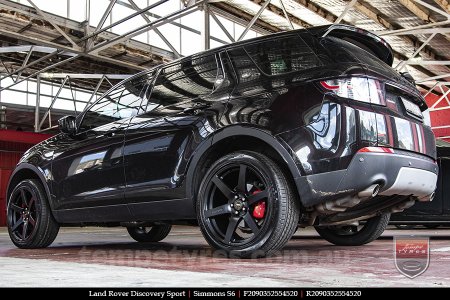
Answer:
xmin=6 ymin=25 xmax=438 ymax=258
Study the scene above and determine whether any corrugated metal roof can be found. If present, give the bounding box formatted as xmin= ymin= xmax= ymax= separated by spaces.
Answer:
xmin=281 ymin=0 xmax=331 ymax=26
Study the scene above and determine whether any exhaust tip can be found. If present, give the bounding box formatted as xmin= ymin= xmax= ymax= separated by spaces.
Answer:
xmin=358 ymin=184 xmax=381 ymax=198
xmin=418 ymin=191 xmax=435 ymax=202
xmin=372 ymin=184 xmax=380 ymax=197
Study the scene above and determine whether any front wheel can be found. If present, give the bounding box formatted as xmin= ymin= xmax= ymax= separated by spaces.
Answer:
xmin=395 ymin=224 xmax=416 ymax=229
xmin=315 ymin=213 xmax=390 ymax=246
xmin=197 ymin=151 xmax=299 ymax=258
xmin=7 ymin=179 xmax=59 ymax=248
xmin=127 ymin=224 xmax=172 ymax=242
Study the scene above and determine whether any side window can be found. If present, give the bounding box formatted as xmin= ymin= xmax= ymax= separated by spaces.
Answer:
xmin=145 ymin=54 xmax=219 ymax=113
xmin=245 ymin=35 xmax=321 ymax=75
xmin=80 ymin=71 xmax=154 ymax=131
xmin=228 ymin=34 xmax=321 ymax=80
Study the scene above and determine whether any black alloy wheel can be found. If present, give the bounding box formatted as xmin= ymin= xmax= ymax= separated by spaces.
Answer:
xmin=9 ymin=184 xmax=37 ymax=241
xmin=7 ymin=179 xmax=59 ymax=248
xmin=197 ymin=151 xmax=299 ymax=258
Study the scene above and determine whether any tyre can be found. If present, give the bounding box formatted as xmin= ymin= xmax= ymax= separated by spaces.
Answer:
xmin=7 ymin=179 xmax=59 ymax=248
xmin=197 ymin=151 xmax=299 ymax=258
xmin=127 ymin=224 xmax=172 ymax=242
xmin=395 ymin=224 xmax=416 ymax=229
xmin=315 ymin=213 xmax=390 ymax=246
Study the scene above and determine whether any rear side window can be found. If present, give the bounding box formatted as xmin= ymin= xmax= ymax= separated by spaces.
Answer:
xmin=247 ymin=35 xmax=321 ymax=75
xmin=145 ymin=53 xmax=219 ymax=113
xmin=230 ymin=34 xmax=321 ymax=77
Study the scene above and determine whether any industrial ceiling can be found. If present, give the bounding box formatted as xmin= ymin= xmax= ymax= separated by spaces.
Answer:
xmin=0 ymin=0 xmax=448 ymax=136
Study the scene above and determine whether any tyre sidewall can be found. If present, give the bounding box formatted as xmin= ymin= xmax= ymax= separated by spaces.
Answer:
xmin=7 ymin=179 xmax=45 ymax=248
xmin=127 ymin=224 xmax=172 ymax=243
xmin=197 ymin=152 xmax=283 ymax=257
xmin=316 ymin=213 xmax=391 ymax=246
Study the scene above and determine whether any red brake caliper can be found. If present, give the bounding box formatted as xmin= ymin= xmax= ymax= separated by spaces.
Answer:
xmin=251 ymin=190 xmax=266 ymax=219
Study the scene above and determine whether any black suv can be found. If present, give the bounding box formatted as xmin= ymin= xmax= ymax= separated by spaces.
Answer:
xmin=6 ymin=25 xmax=438 ymax=258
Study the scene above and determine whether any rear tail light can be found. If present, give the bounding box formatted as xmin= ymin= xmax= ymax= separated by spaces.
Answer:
xmin=358 ymin=147 xmax=394 ymax=153
xmin=320 ymin=77 xmax=385 ymax=105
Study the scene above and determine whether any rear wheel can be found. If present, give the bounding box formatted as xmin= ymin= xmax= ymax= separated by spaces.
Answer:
xmin=7 ymin=179 xmax=59 ymax=248
xmin=127 ymin=224 xmax=172 ymax=242
xmin=197 ymin=151 xmax=299 ymax=258
xmin=423 ymin=224 xmax=440 ymax=229
xmin=315 ymin=213 xmax=390 ymax=246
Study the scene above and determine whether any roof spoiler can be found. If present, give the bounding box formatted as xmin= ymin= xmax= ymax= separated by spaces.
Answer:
xmin=309 ymin=25 xmax=394 ymax=66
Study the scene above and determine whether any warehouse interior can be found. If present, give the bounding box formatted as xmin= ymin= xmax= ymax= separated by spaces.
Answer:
xmin=0 ymin=0 xmax=449 ymax=133
xmin=0 ymin=0 xmax=449 ymax=287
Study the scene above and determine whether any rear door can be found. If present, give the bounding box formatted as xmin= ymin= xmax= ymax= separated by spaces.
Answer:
xmin=123 ymin=52 xmax=230 ymax=219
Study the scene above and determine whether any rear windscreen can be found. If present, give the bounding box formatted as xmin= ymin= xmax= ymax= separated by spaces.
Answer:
xmin=322 ymin=37 xmax=410 ymax=87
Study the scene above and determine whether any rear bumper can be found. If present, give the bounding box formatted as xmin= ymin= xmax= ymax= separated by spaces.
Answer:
xmin=296 ymin=150 xmax=438 ymax=207
xmin=379 ymin=167 xmax=436 ymax=199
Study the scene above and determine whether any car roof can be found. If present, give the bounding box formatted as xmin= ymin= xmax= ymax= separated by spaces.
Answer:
xmin=137 ymin=24 xmax=392 ymax=75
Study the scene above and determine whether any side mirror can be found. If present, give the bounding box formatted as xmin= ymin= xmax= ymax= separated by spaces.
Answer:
xmin=58 ymin=115 xmax=77 ymax=135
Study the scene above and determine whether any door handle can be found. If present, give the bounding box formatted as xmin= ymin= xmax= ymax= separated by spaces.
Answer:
xmin=106 ymin=126 xmax=120 ymax=137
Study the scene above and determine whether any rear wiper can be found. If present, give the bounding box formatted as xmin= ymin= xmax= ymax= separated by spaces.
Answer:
xmin=399 ymin=72 xmax=415 ymax=84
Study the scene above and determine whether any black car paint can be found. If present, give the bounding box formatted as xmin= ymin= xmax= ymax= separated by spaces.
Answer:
xmin=7 ymin=25 xmax=437 ymax=224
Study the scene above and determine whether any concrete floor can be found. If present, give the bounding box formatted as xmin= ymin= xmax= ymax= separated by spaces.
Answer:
xmin=0 ymin=226 xmax=449 ymax=287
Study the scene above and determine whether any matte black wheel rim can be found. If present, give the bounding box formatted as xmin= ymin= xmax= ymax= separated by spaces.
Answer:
xmin=203 ymin=163 xmax=271 ymax=247
xmin=8 ymin=185 xmax=38 ymax=241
